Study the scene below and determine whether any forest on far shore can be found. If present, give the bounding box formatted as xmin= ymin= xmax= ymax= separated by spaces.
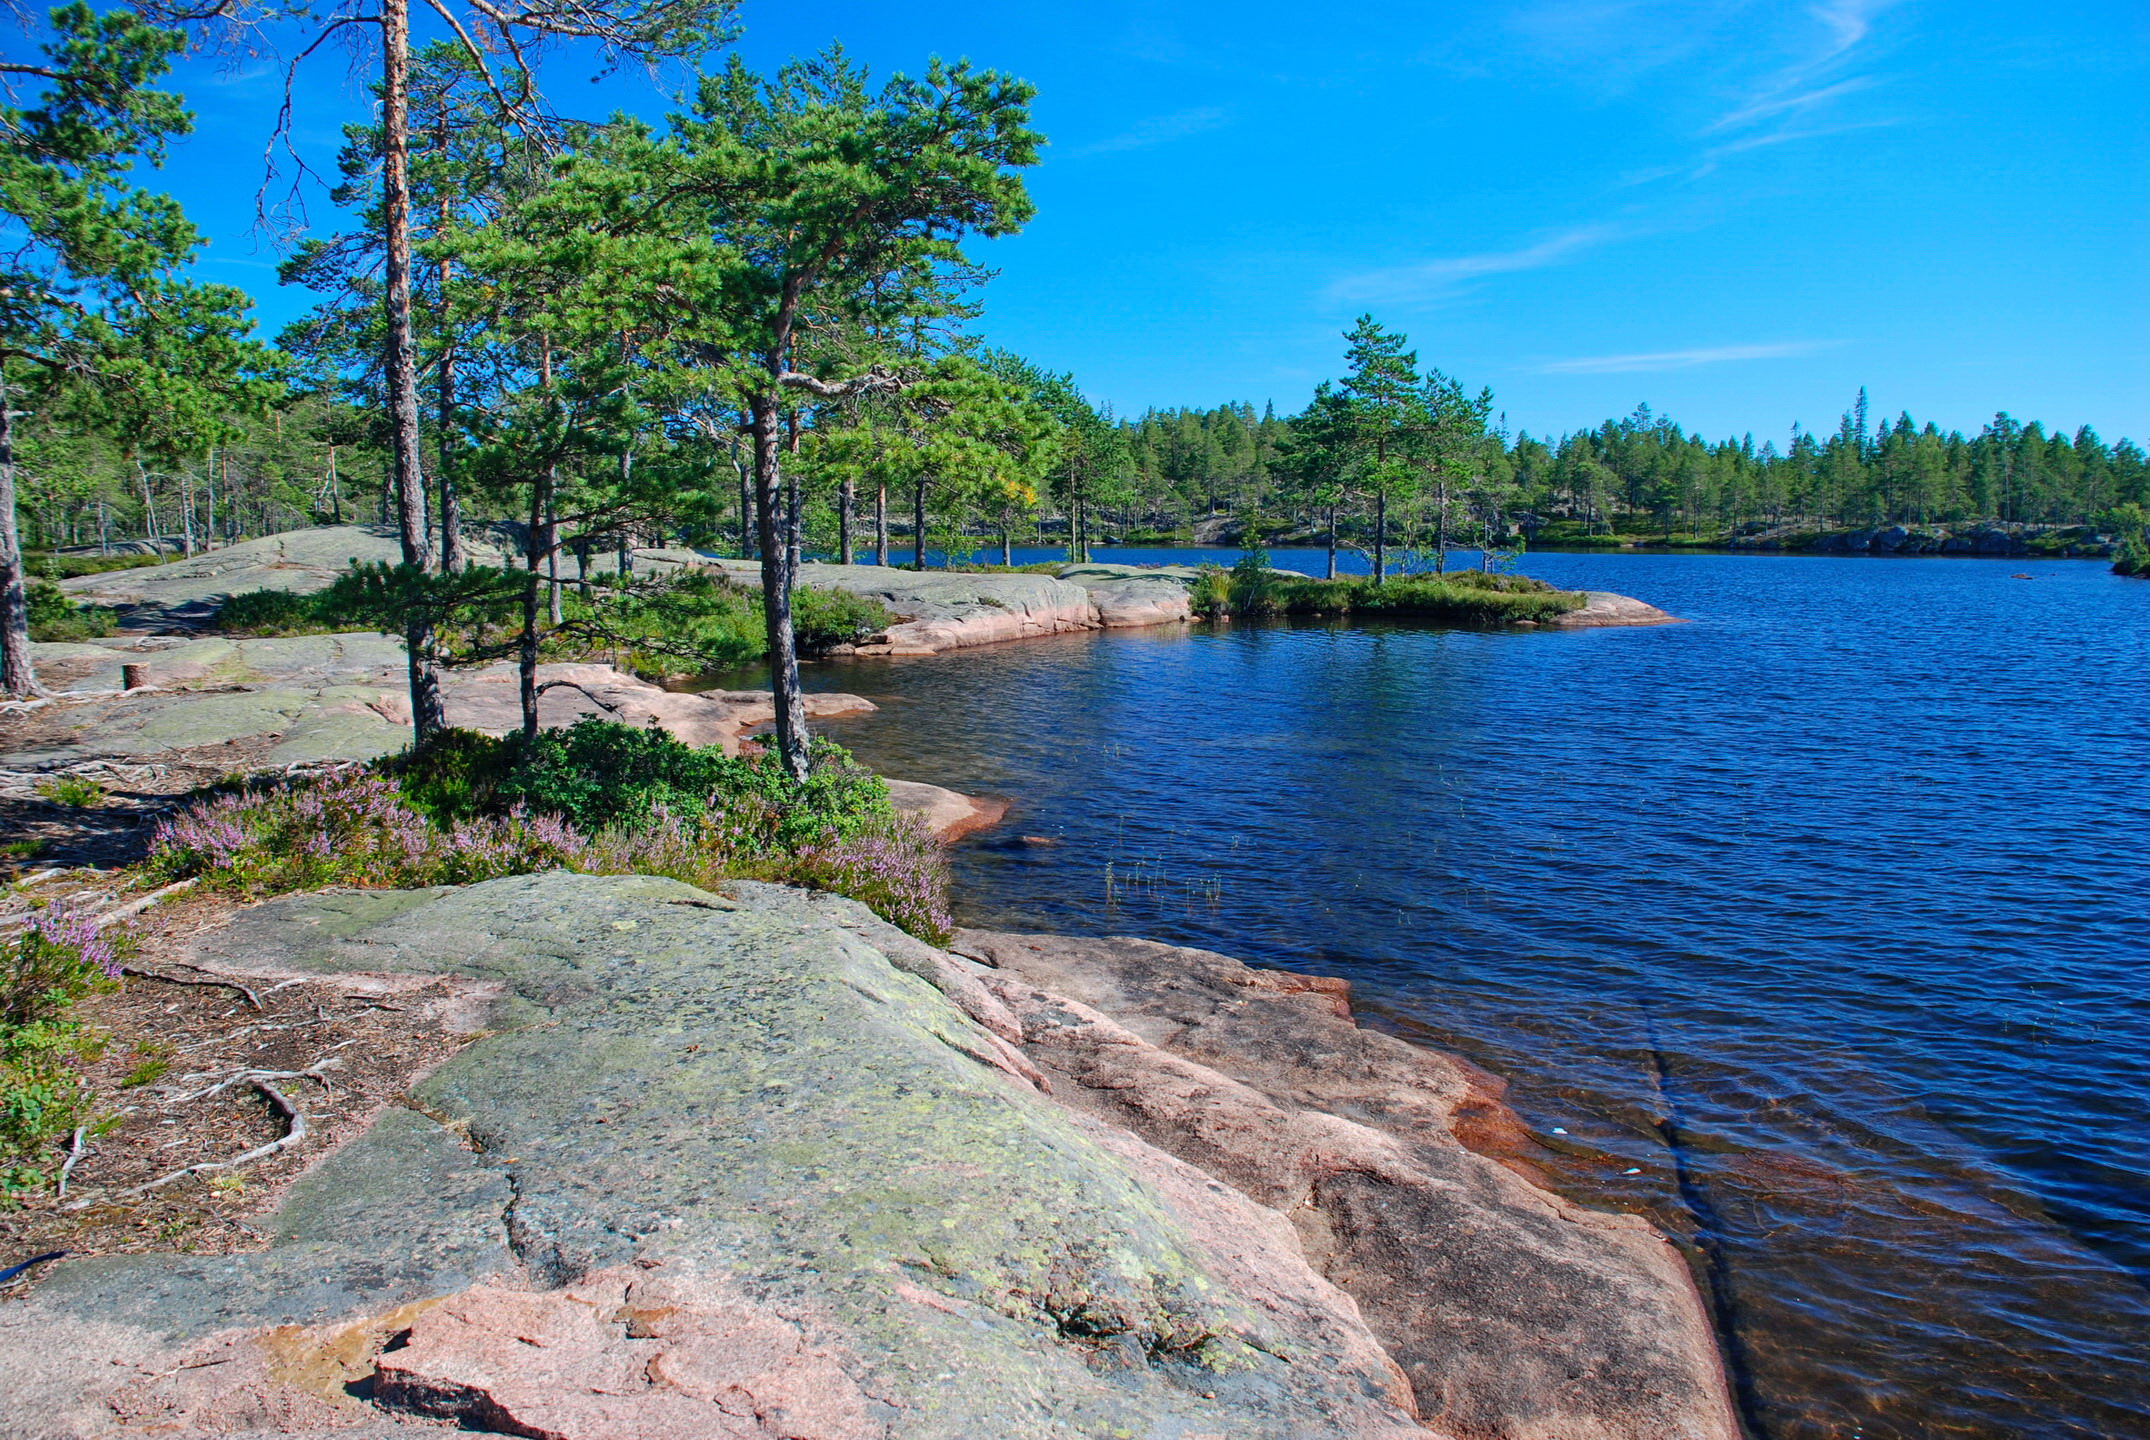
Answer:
xmin=16 ymin=380 xmax=2144 ymax=561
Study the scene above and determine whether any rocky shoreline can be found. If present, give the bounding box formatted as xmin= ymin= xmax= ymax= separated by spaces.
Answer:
xmin=56 ymin=526 xmax=1679 ymax=656
xmin=0 ymin=875 xmax=1738 ymax=1439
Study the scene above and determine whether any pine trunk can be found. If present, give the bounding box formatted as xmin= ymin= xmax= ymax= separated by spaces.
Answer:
xmin=1374 ymin=491 xmax=1386 ymax=584
xmin=738 ymin=459 xmax=753 ymax=559
xmin=752 ymin=391 xmax=810 ymax=780
xmin=1326 ymin=504 xmax=1337 ymax=579
xmin=1435 ymin=484 xmax=1449 ymax=574
xmin=838 ymin=477 xmax=853 ymax=564
xmin=874 ymin=484 xmax=887 ymax=565
xmin=381 ymin=0 xmax=443 ymax=743
xmin=913 ymin=479 xmax=926 ymax=569
xmin=436 ymin=124 xmax=464 ymax=573
xmin=520 ymin=471 xmax=546 ymax=740
xmin=784 ymin=415 xmax=803 ymax=584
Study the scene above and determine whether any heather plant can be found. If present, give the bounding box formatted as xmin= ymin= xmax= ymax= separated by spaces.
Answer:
xmin=4 ymin=904 xmax=119 ymax=1028
xmin=1 ymin=906 xmax=120 ymax=1193
xmin=145 ymin=732 xmax=952 ymax=943
xmin=144 ymin=773 xmax=586 ymax=894
xmin=758 ymin=820 xmax=954 ymax=944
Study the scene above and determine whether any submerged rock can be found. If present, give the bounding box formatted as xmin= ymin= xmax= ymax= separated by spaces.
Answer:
xmin=1 ymin=875 xmax=1426 ymax=1438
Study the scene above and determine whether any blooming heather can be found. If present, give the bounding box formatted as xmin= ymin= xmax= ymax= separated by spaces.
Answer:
xmin=147 ymin=771 xmax=954 ymax=943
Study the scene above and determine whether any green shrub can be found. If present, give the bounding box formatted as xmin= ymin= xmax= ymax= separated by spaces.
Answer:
xmin=570 ymin=570 xmax=763 ymax=672
xmin=1189 ymin=565 xmax=1231 ymax=619
xmin=2107 ymin=504 xmax=2150 ymax=576
xmin=1204 ymin=568 xmax=1582 ymax=624
xmin=35 ymin=775 xmax=106 ymax=808
xmin=548 ymin=571 xmax=896 ymax=674
xmin=215 ymin=587 xmax=341 ymax=636
xmin=791 ymin=585 xmax=895 ymax=651
xmin=23 ymin=551 xmax=166 ymax=579
xmin=26 ymin=582 xmax=117 ymax=642
xmin=472 ymin=720 xmax=895 ymax=850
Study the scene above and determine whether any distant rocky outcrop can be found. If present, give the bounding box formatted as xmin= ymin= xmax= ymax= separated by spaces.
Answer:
xmin=0 ymin=875 xmax=1737 ymax=1438
xmin=59 ymin=526 xmax=1680 ymax=657
xmin=1543 ymin=591 xmax=1683 ymax=627
xmin=57 ymin=528 xmax=511 ymax=626
xmin=8 ymin=636 xmax=872 ymax=769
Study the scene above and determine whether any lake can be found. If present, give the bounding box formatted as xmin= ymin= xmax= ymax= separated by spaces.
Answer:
xmin=781 ymin=547 xmax=2148 ymax=1439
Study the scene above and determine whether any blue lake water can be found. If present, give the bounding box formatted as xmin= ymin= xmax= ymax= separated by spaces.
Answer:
xmin=778 ymin=548 xmax=2149 ymax=1439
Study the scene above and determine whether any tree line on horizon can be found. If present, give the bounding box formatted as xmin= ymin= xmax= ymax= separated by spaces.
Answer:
xmin=1087 ymin=389 xmax=2147 ymax=549
xmin=6 ymin=1 xmax=2147 ymax=737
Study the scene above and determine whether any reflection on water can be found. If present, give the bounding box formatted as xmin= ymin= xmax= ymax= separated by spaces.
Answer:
xmin=758 ymin=549 xmax=2150 ymax=1439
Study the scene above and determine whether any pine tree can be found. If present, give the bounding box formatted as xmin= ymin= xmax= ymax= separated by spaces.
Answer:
xmin=1 ymin=5 xmax=272 ymax=695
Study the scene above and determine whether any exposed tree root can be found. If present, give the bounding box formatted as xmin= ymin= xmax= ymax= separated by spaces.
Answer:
xmin=123 ymin=1080 xmax=307 ymax=1196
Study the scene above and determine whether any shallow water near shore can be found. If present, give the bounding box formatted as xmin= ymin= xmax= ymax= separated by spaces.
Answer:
xmin=741 ymin=548 xmax=2148 ymax=1439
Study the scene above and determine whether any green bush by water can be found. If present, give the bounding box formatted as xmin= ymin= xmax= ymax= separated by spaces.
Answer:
xmin=1194 ymin=561 xmax=1584 ymax=624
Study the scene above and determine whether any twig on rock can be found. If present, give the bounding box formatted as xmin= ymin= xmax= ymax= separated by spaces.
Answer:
xmin=124 ymin=1081 xmax=307 ymax=1195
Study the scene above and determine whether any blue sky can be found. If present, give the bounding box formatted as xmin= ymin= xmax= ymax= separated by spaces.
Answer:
xmin=130 ymin=0 xmax=2150 ymax=443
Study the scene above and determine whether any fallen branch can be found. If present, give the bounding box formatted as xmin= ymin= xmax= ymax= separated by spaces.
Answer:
xmin=94 ymin=877 xmax=198 ymax=930
xmin=532 ymin=678 xmax=625 ymax=714
xmin=124 ymin=1081 xmax=306 ymax=1196
xmin=56 ymin=1127 xmax=88 ymax=1199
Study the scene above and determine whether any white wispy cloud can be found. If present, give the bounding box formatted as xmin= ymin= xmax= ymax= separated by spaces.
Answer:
xmin=1540 ymin=341 xmax=1830 ymax=374
xmin=1810 ymin=0 xmax=1892 ymax=61
xmin=1327 ymin=224 xmax=1626 ymax=304
xmin=1708 ymin=75 xmax=1875 ymax=132
xmin=1074 ymin=107 xmax=1229 ymax=157
xmin=1697 ymin=0 xmax=1899 ymax=157
xmin=1702 ymin=117 xmax=1899 ymax=161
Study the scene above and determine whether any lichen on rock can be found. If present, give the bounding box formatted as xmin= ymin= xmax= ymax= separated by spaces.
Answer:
xmin=0 ymin=873 xmax=1427 ymax=1438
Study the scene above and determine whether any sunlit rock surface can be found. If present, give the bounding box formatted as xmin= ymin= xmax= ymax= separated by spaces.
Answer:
xmin=0 ymin=875 xmax=1429 ymax=1439
xmin=9 ymin=637 xmax=873 ymax=766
